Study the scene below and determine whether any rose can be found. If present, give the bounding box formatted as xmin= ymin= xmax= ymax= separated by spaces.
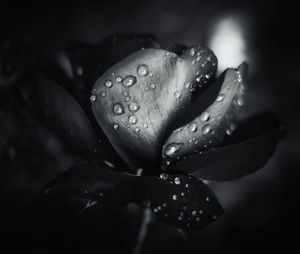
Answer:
xmin=20 ymin=34 xmax=283 ymax=231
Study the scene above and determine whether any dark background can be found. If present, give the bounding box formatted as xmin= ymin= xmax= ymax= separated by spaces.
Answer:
xmin=0 ymin=0 xmax=299 ymax=253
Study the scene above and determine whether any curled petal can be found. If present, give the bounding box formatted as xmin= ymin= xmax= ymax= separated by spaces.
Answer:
xmin=92 ymin=47 xmax=217 ymax=172
xmin=134 ymin=174 xmax=223 ymax=230
xmin=162 ymin=62 xmax=247 ymax=160
xmin=170 ymin=113 xmax=282 ymax=181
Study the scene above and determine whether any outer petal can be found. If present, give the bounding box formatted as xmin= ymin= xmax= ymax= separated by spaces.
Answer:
xmin=134 ymin=173 xmax=223 ymax=230
xmin=162 ymin=62 xmax=247 ymax=160
xmin=91 ymin=47 xmax=217 ymax=171
xmin=169 ymin=113 xmax=282 ymax=181
xmin=19 ymin=73 xmax=103 ymax=158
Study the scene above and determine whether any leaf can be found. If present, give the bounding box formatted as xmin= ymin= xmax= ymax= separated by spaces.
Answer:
xmin=134 ymin=173 xmax=223 ymax=230
xmin=91 ymin=47 xmax=217 ymax=172
xmin=162 ymin=62 xmax=247 ymax=160
xmin=20 ymin=73 xmax=103 ymax=158
xmin=45 ymin=162 xmax=135 ymax=207
xmin=170 ymin=112 xmax=282 ymax=181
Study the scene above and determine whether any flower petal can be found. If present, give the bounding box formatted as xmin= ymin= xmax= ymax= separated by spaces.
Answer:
xmin=162 ymin=62 xmax=247 ymax=161
xmin=134 ymin=173 xmax=223 ymax=230
xmin=19 ymin=73 xmax=103 ymax=158
xmin=46 ymin=162 xmax=135 ymax=207
xmin=169 ymin=112 xmax=282 ymax=181
xmin=92 ymin=47 xmax=217 ymax=171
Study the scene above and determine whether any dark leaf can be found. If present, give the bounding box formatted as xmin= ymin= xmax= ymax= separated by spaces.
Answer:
xmin=162 ymin=62 xmax=247 ymax=160
xmin=19 ymin=73 xmax=103 ymax=158
xmin=91 ymin=47 xmax=217 ymax=172
xmin=46 ymin=162 xmax=135 ymax=207
xmin=170 ymin=112 xmax=282 ymax=181
xmin=134 ymin=173 xmax=223 ymax=230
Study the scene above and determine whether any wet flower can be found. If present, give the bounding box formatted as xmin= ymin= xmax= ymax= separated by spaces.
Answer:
xmin=19 ymin=34 xmax=283 ymax=230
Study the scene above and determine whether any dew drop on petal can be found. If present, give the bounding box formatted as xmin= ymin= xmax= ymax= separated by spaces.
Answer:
xmin=174 ymin=91 xmax=181 ymax=98
xmin=188 ymin=122 xmax=198 ymax=133
xmin=104 ymin=80 xmax=113 ymax=88
xmin=90 ymin=94 xmax=97 ymax=102
xmin=100 ymin=91 xmax=106 ymax=97
xmin=135 ymin=127 xmax=140 ymax=132
xmin=172 ymin=195 xmax=177 ymax=200
xmin=115 ymin=76 xmax=122 ymax=83
xmin=113 ymin=124 xmax=119 ymax=130
xmin=143 ymin=123 xmax=148 ymax=128
xmin=201 ymin=124 xmax=211 ymax=135
xmin=128 ymin=115 xmax=138 ymax=124
xmin=237 ymin=97 xmax=244 ymax=106
xmin=159 ymin=173 xmax=168 ymax=180
xmin=137 ymin=64 xmax=149 ymax=76
xmin=174 ymin=177 xmax=181 ymax=185
xmin=123 ymin=75 xmax=137 ymax=87
xmin=113 ymin=103 xmax=125 ymax=115
xmin=216 ymin=94 xmax=225 ymax=102
xmin=164 ymin=143 xmax=183 ymax=156
xmin=129 ymin=102 xmax=140 ymax=112
xmin=200 ymin=111 xmax=210 ymax=122
xmin=190 ymin=48 xmax=196 ymax=56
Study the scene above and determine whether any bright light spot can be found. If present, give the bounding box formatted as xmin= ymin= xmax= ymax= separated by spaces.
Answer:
xmin=209 ymin=17 xmax=247 ymax=73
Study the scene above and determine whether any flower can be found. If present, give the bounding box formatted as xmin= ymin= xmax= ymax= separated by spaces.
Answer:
xmin=19 ymin=34 xmax=283 ymax=231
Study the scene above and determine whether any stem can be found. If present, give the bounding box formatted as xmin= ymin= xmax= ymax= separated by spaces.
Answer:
xmin=177 ymin=229 xmax=193 ymax=250
xmin=133 ymin=208 xmax=153 ymax=254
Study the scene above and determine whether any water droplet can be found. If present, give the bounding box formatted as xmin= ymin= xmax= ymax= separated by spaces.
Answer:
xmin=188 ymin=122 xmax=198 ymax=132
xmin=174 ymin=177 xmax=181 ymax=185
xmin=185 ymin=184 xmax=189 ymax=188
xmin=205 ymin=197 xmax=210 ymax=202
xmin=196 ymin=76 xmax=202 ymax=83
xmin=104 ymin=80 xmax=113 ymax=88
xmin=115 ymin=76 xmax=122 ymax=83
xmin=113 ymin=103 xmax=124 ymax=115
xmin=150 ymin=83 xmax=156 ymax=89
xmin=213 ymin=215 xmax=218 ymax=220
xmin=90 ymin=94 xmax=97 ymax=102
xmin=200 ymin=111 xmax=210 ymax=122
xmin=184 ymin=82 xmax=191 ymax=89
xmin=128 ymin=115 xmax=138 ymax=124
xmin=174 ymin=91 xmax=181 ymax=98
xmin=135 ymin=127 xmax=140 ymax=132
xmin=202 ymin=124 xmax=211 ymax=135
xmin=237 ymin=97 xmax=244 ymax=106
xmin=172 ymin=195 xmax=177 ymax=200
xmin=123 ymin=75 xmax=137 ymax=87
xmin=143 ymin=123 xmax=148 ymax=128
xmin=100 ymin=91 xmax=106 ymax=97
xmin=196 ymin=56 xmax=202 ymax=62
xmin=226 ymin=128 xmax=233 ymax=135
xmin=190 ymin=48 xmax=195 ymax=56
xmin=216 ymin=94 xmax=225 ymax=102
xmin=137 ymin=64 xmax=149 ymax=76
xmin=125 ymin=96 xmax=131 ymax=102
xmin=129 ymin=102 xmax=140 ymax=112
xmin=164 ymin=143 xmax=183 ymax=157
xmin=160 ymin=173 xmax=168 ymax=180
xmin=113 ymin=124 xmax=119 ymax=129
xmin=123 ymin=91 xmax=128 ymax=96
xmin=192 ymin=210 xmax=197 ymax=216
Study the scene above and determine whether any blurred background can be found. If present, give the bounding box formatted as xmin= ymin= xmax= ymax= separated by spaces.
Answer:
xmin=0 ymin=0 xmax=299 ymax=253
